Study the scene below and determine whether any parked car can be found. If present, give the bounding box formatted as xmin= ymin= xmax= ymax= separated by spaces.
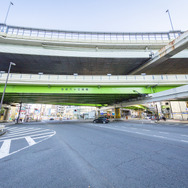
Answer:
xmin=93 ymin=117 xmax=109 ymax=124
xmin=49 ymin=118 xmax=54 ymax=120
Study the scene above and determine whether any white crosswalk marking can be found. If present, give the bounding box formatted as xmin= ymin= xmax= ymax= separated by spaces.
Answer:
xmin=0 ymin=127 xmax=56 ymax=160
xmin=2 ymin=129 xmax=51 ymax=139
xmin=0 ymin=132 xmax=54 ymax=141
xmin=25 ymin=136 xmax=36 ymax=146
xmin=7 ymin=128 xmax=42 ymax=135
xmin=0 ymin=139 xmax=11 ymax=159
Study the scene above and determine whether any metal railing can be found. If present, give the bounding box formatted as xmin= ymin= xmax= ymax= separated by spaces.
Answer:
xmin=0 ymin=23 xmax=183 ymax=43
xmin=0 ymin=73 xmax=187 ymax=86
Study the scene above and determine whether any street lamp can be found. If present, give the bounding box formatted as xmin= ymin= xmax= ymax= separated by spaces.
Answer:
xmin=4 ymin=2 xmax=14 ymax=25
xmin=166 ymin=9 xmax=175 ymax=38
xmin=166 ymin=9 xmax=174 ymax=31
xmin=0 ymin=62 xmax=16 ymax=111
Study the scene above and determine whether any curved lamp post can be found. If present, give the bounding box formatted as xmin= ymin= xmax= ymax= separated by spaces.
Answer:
xmin=4 ymin=2 xmax=14 ymax=25
xmin=166 ymin=9 xmax=176 ymax=38
xmin=166 ymin=9 xmax=174 ymax=31
xmin=0 ymin=62 xmax=16 ymax=111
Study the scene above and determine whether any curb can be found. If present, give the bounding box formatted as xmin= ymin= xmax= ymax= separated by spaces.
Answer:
xmin=0 ymin=122 xmax=15 ymax=127
xmin=0 ymin=130 xmax=7 ymax=136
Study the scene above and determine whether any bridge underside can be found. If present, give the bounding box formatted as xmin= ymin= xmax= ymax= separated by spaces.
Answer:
xmin=135 ymin=58 xmax=188 ymax=75
xmin=1 ymin=52 xmax=188 ymax=75
xmin=0 ymin=53 xmax=188 ymax=75
xmin=0 ymin=53 xmax=149 ymax=75
xmin=0 ymin=85 xmax=178 ymax=106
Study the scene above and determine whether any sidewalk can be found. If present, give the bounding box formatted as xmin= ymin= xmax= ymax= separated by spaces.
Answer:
xmin=0 ymin=122 xmax=16 ymax=136
xmin=123 ymin=118 xmax=188 ymax=125
xmin=0 ymin=122 xmax=15 ymax=126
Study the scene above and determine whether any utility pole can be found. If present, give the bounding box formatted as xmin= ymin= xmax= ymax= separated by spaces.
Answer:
xmin=0 ymin=62 xmax=16 ymax=111
xmin=16 ymin=102 xmax=22 ymax=124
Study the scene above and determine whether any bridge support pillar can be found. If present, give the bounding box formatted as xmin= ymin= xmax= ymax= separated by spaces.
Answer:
xmin=3 ymin=107 xmax=11 ymax=122
xmin=115 ymin=108 xmax=121 ymax=120
xmin=97 ymin=109 xmax=100 ymax=118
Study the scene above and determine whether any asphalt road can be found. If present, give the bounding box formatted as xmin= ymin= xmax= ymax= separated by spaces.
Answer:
xmin=0 ymin=120 xmax=188 ymax=188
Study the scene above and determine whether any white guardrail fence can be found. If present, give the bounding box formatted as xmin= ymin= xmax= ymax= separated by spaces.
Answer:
xmin=0 ymin=74 xmax=188 ymax=86
xmin=0 ymin=24 xmax=183 ymax=44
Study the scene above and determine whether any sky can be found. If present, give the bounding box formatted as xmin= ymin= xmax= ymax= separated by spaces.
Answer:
xmin=0 ymin=0 xmax=187 ymax=32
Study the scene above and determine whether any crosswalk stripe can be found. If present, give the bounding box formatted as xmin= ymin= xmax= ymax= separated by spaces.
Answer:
xmin=6 ymin=127 xmax=21 ymax=130
xmin=31 ymin=135 xmax=51 ymax=140
xmin=7 ymin=127 xmax=37 ymax=132
xmin=7 ymin=128 xmax=41 ymax=134
xmin=0 ymin=127 xmax=56 ymax=160
xmin=0 ymin=132 xmax=54 ymax=142
xmin=25 ymin=136 xmax=36 ymax=146
xmin=0 ymin=139 xmax=11 ymax=159
xmin=6 ymin=129 xmax=50 ymax=138
xmin=7 ymin=127 xmax=39 ymax=132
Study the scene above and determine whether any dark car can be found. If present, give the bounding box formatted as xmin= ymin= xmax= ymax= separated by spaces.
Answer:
xmin=93 ymin=117 xmax=109 ymax=124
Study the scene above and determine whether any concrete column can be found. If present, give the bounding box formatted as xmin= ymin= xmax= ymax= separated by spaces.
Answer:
xmin=156 ymin=102 xmax=162 ymax=117
xmin=97 ymin=110 xmax=100 ymax=117
xmin=115 ymin=108 xmax=121 ymax=119
xmin=170 ymin=101 xmax=187 ymax=120
xmin=0 ymin=108 xmax=5 ymax=121
xmin=4 ymin=107 xmax=11 ymax=122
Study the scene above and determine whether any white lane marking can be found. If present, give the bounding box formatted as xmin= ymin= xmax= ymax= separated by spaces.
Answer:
xmin=159 ymin=132 xmax=169 ymax=134
xmin=98 ymin=125 xmax=188 ymax=143
xmin=142 ymin=129 xmax=150 ymax=131
xmin=135 ymin=132 xmax=143 ymax=135
xmin=0 ymin=132 xmax=54 ymax=142
xmin=91 ymin=124 xmax=188 ymax=143
xmin=0 ymin=139 xmax=11 ymax=159
xmin=1 ymin=129 xmax=52 ymax=139
xmin=152 ymin=135 xmax=165 ymax=138
xmin=181 ymin=140 xmax=188 ymax=143
xmin=0 ymin=131 xmax=56 ymax=160
xmin=181 ymin=135 xmax=188 ymax=138
xmin=25 ymin=136 xmax=36 ymax=146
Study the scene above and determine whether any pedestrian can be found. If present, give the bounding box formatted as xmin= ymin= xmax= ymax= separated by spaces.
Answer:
xmin=162 ymin=116 xmax=166 ymax=121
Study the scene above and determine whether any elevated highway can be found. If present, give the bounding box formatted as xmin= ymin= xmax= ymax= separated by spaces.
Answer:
xmin=0 ymin=24 xmax=187 ymax=75
xmin=0 ymin=24 xmax=188 ymax=107
xmin=0 ymin=73 xmax=187 ymax=106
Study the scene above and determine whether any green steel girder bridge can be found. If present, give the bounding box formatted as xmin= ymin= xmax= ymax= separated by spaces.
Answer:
xmin=0 ymin=24 xmax=188 ymax=106
xmin=0 ymin=73 xmax=187 ymax=106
